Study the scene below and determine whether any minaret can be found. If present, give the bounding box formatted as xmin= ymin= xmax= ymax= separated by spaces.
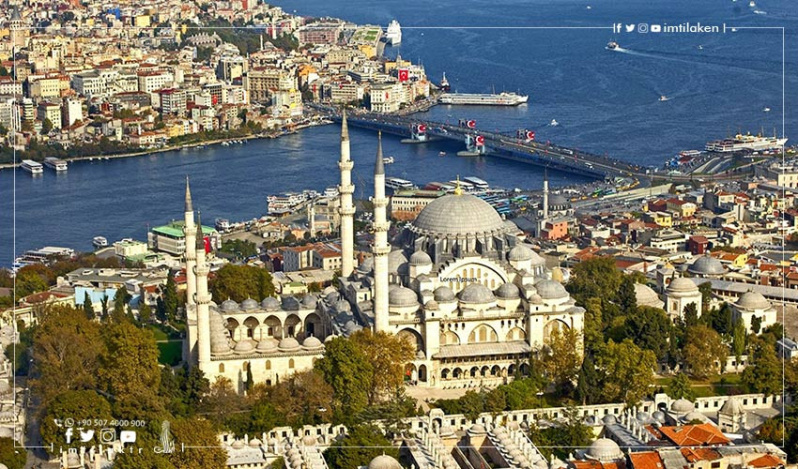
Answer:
xmin=194 ymin=212 xmax=211 ymax=370
xmin=543 ymin=169 xmax=549 ymax=220
xmin=338 ymin=111 xmax=356 ymax=278
xmin=183 ymin=177 xmax=197 ymax=308
xmin=372 ymin=132 xmax=390 ymax=333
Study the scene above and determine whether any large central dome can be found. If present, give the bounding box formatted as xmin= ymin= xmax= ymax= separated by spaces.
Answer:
xmin=411 ymin=194 xmax=506 ymax=237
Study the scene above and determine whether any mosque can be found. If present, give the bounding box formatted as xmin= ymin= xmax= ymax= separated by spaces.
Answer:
xmin=184 ymin=113 xmax=585 ymax=392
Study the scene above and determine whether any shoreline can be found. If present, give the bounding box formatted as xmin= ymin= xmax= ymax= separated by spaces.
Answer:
xmin=0 ymin=121 xmax=333 ymax=170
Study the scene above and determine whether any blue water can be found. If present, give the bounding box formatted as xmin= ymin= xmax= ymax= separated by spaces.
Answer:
xmin=1 ymin=0 xmax=796 ymax=264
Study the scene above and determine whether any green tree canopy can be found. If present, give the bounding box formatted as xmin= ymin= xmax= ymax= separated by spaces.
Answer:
xmin=324 ymin=424 xmax=397 ymax=469
xmin=623 ymin=306 xmax=673 ymax=360
xmin=566 ymin=257 xmax=622 ymax=305
xmin=0 ymin=436 xmax=26 ymax=469
xmin=210 ymin=264 xmax=275 ymax=302
xmin=40 ymin=390 xmax=112 ymax=449
xmin=595 ymin=339 xmax=656 ymax=405
xmin=314 ymin=336 xmax=372 ymax=423
xmin=683 ymin=324 xmax=727 ymax=379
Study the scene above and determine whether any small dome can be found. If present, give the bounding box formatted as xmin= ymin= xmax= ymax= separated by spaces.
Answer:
xmin=344 ymin=320 xmax=361 ymax=333
xmin=508 ymin=245 xmax=534 ymax=262
xmin=735 ymin=291 xmax=771 ymax=311
xmin=535 ymin=279 xmax=569 ymax=300
xmin=652 ymin=411 xmax=666 ymax=423
xmin=495 ymin=282 xmax=520 ymax=299
xmin=587 ymin=438 xmax=623 ymax=462
xmin=667 ymin=277 xmax=698 ymax=293
xmin=388 ymin=250 xmax=409 ymax=275
xmin=389 ymin=286 xmax=419 ymax=307
xmin=634 ymin=283 xmax=662 ymax=307
xmin=434 ymin=286 xmax=456 ymax=302
xmin=358 ymin=257 xmax=375 ymax=273
xmin=302 ymin=295 xmax=317 ymax=308
xmin=241 ymin=298 xmax=258 ymax=311
xmin=249 ymin=438 xmax=262 ymax=447
xmin=231 ymin=440 xmax=245 ymax=450
xmin=220 ymin=299 xmax=239 ymax=312
xmin=302 ymin=435 xmax=318 ymax=446
xmin=671 ymin=398 xmax=695 ymax=413
xmin=335 ymin=299 xmax=352 ymax=312
xmin=278 ymin=337 xmax=301 ymax=351
xmin=256 ymin=337 xmax=279 ymax=352
xmin=282 ymin=296 xmax=301 ymax=310
xmin=409 ymin=250 xmax=433 ymax=266
xmin=688 ymin=256 xmax=726 ymax=276
xmin=425 ymin=300 xmax=439 ymax=310
xmin=302 ymin=336 xmax=323 ymax=349
xmin=683 ymin=411 xmax=708 ymax=423
xmin=368 ymin=454 xmax=402 ymax=469
xmin=601 ymin=414 xmax=617 ymax=425
xmin=636 ymin=412 xmax=653 ymax=424
xmin=719 ymin=397 xmax=743 ymax=416
xmin=234 ymin=339 xmax=255 ymax=354
xmin=459 ymin=283 xmax=495 ymax=304
xmin=261 ymin=296 xmax=281 ymax=311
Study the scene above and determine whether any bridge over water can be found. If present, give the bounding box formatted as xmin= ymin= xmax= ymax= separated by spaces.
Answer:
xmin=327 ymin=111 xmax=647 ymax=180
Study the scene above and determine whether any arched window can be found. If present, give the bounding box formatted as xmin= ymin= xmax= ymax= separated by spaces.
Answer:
xmin=266 ymin=360 xmax=271 ymax=370
xmin=219 ymin=363 xmax=225 ymax=373
xmin=288 ymin=358 xmax=295 ymax=369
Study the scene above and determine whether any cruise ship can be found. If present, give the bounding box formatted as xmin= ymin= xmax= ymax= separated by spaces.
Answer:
xmin=385 ymin=20 xmax=402 ymax=45
xmin=439 ymin=92 xmax=528 ymax=106
xmin=21 ymin=159 xmax=43 ymax=175
xmin=385 ymin=177 xmax=415 ymax=191
xmin=267 ymin=192 xmax=307 ymax=215
xmin=44 ymin=157 xmax=68 ymax=172
xmin=705 ymin=133 xmax=788 ymax=153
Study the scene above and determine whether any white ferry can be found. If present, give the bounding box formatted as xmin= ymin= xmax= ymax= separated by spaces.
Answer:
xmin=439 ymin=92 xmax=528 ymax=106
xmin=21 ymin=160 xmax=43 ymax=175
xmin=44 ymin=157 xmax=68 ymax=172
xmin=92 ymin=236 xmax=108 ymax=248
xmin=463 ymin=176 xmax=490 ymax=191
xmin=267 ymin=192 xmax=306 ymax=215
xmin=385 ymin=177 xmax=414 ymax=191
xmin=385 ymin=20 xmax=402 ymax=45
xmin=705 ymin=132 xmax=788 ymax=152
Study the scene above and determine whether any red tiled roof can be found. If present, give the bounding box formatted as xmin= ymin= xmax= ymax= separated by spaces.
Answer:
xmin=680 ymin=447 xmax=721 ymax=463
xmin=628 ymin=451 xmax=663 ymax=469
xmin=748 ymin=454 xmax=785 ymax=468
xmin=658 ymin=423 xmax=730 ymax=447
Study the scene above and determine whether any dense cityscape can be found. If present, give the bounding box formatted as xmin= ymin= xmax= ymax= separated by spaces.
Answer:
xmin=1 ymin=0 xmax=798 ymax=469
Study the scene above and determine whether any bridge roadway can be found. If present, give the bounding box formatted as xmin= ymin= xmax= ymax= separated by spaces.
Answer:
xmin=330 ymin=112 xmax=646 ymax=180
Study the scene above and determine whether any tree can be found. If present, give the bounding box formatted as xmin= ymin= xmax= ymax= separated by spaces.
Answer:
xmin=349 ymin=329 xmax=415 ymax=405
xmin=698 ymin=282 xmax=713 ymax=315
xmin=210 ymin=264 xmax=275 ymax=302
xmin=168 ymin=417 xmax=228 ymax=469
xmin=83 ymin=291 xmax=95 ymax=320
xmin=32 ymin=305 xmax=105 ymax=404
xmin=576 ymin=351 xmax=603 ymax=405
xmin=270 ymin=370 xmax=334 ymax=428
xmin=139 ymin=301 xmax=153 ymax=323
xmin=315 ymin=336 xmax=373 ymax=423
xmin=113 ymin=285 xmax=132 ymax=316
xmin=156 ymin=297 xmax=167 ymax=322
xmin=538 ymin=327 xmax=582 ymax=396
xmin=98 ymin=320 xmax=162 ymax=413
xmin=40 ymin=390 xmax=112 ymax=450
xmin=596 ymin=339 xmax=656 ymax=405
xmin=566 ymin=257 xmax=622 ymax=304
xmin=704 ymin=302 xmax=733 ymax=335
xmin=0 ymin=437 xmax=26 ymax=469
xmin=683 ymin=325 xmax=727 ymax=379
xmin=14 ymin=264 xmax=50 ymax=297
xmin=201 ymin=377 xmax=247 ymax=430
xmin=742 ymin=337 xmax=782 ymax=396
xmin=583 ymin=297 xmax=603 ymax=349
xmin=683 ymin=302 xmax=699 ymax=328
xmin=41 ymin=117 xmax=53 ymax=134
xmin=732 ymin=318 xmax=747 ymax=364
xmin=751 ymin=315 xmax=762 ymax=334
xmin=668 ymin=373 xmax=695 ymax=400
xmin=617 ymin=276 xmax=637 ymax=314
xmin=163 ymin=275 xmax=179 ymax=322
xmin=324 ymin=424 xmax=397 ymax=469
xmin=623 ymin=306 xmax=672 ymax=360
xmin=528 ymin=407 xmax=592 ymax=460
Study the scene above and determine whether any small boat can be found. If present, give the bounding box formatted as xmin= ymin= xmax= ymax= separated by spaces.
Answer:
xmin=763 ymin=107 xmax=771 ymax=112
xmin=221 ymin=141 xmax=230 ymax=146
xmin=440 ymin=72 xmax=451 ymax=92
xmin=439 ymin=151 xmax=446 ymax=157
xmin=586 ymin=5 xmax=592 ymax=9
xmin=44 ymin=157 xmax=68 ymax=171
xmin=697 ymin=45 xmax=703 ymax=50
xmin=749 ymin=0 xmax=755 ymax=6
xmin=383 ymin=156 xmax=395 ymax=164
xmin=93 ymin=236 xmax=108 ymax=248
xmin=606 ymin=41 xmax=619 ymax=50
xmin=21 ymin=159 xmax=43 ymax=175
xmin=659 ymin=95 xmax=669 ymax=102
xmin=550 ymin=119 xmax=559 ymax=126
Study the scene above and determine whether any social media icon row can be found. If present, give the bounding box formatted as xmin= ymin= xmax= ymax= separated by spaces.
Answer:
xmin=65 ymin=428 xmax=136 ymax=445
xmin=636 ymin=23 xmax=662 ymax=33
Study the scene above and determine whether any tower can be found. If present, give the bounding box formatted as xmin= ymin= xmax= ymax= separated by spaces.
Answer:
xmin=338 ymin=111 xmax=356 ymax=278
xmin=194 ymin=212 xmax=211 ymax=371
xmin=372 ymin=132 xmax=390 ymax=333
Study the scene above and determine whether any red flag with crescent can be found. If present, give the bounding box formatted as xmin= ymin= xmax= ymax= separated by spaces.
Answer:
xmin=526 ymin=130 xmax=535 ymax=141
xmin=467 ymin=119 xmax=476 ymax=129
xmin=475 ymin=135 xmax=485 ymax=146
xmin=417 ymin=124 xmax=427 ymax=133
xmin=203 ymin=236 xmax=211 ymax=253
xmin=398 ymin=69 xmax=409 ymax=82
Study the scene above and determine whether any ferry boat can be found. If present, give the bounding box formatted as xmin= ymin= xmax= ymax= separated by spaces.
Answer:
xmin=21 ymin=159 xmax=43 ymax=175
xmin=215 ymin=218 xmax=231 ymax=233
xmin=385 ymin=177 xmax=415 ymax=191
xmin=550 ymin=119 xmax=559 ymax=127
xmin=385 ymin=20 xmax=402 ymax=45
xmin=438 ymin=91 xmax=528 ymax=106
xmin=440 ymin=72 xmax=450 ymax=92
xmin=439 ymin=151 xmax=447 ymax=157
xmin=659 ymin=95 xmax=669 ymax=102
xmin=267 ymin=192 xmax=307 ymax=215
xmin=606 ymin=41 xmax=620 ymax=50
xmin=705 ymin=132 xmax=788 ymax=152
xmin=92 ymin=236 xmax=108 ymax=248
xmin=463 ymin=176 xmax=490 ymax=191
xmin=44 ymin=157 xmax=68 ymax=172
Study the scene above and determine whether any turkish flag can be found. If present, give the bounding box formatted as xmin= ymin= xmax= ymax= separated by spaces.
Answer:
xmin=475 ymin=135 xmax=485 ymax=146
xmin=527 ymin=131 xmax=535 ymax=141
xmin=203 ymin=236 xmax=211 ymax=253
xmin=417 ymin=124 xmax=427 ymax=133
xmin=398 ymin=69 xmax=409 ymax=82
xmin=385 ymin=92 xmax=389 ymax=99
xmin=467 ymin=119 xmax=476 ymax=129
